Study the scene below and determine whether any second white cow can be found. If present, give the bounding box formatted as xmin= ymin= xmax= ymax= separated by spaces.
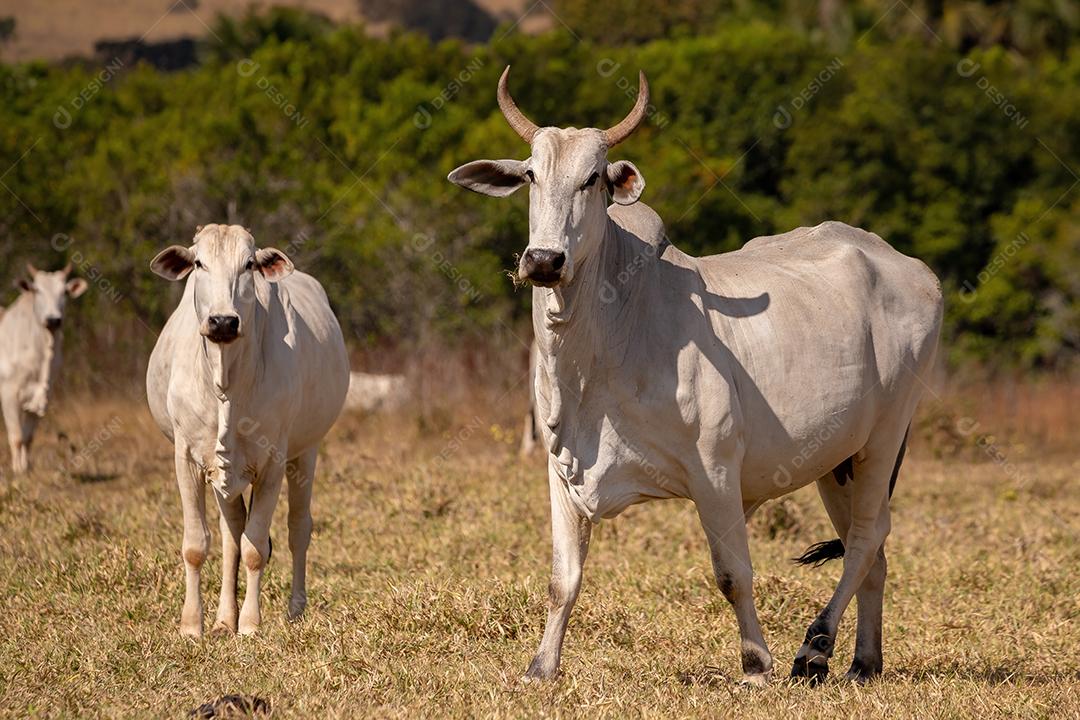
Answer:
xmin=146 ymin=224 xmax=349 ymax=636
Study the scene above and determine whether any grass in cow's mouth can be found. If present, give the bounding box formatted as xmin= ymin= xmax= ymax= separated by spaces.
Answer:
xmin=0 ymin=393 xmax=1076 ymax=719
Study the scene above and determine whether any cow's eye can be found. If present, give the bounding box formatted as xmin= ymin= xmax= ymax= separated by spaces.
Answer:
xmin=245 ymin=260 xmax=254 ymax=271
xmin=194 ymin=260 xmax=204 ymax=270
xmin=581 ymin=172 xmax=599 ymax=191
xmin=524 ymin=169 xmax=535 ymax=183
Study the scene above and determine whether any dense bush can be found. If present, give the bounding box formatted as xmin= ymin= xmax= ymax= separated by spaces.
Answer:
xmin=1 ymin=7 xmax=1076 ymax=387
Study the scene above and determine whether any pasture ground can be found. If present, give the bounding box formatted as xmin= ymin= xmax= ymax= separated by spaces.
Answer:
xmin=0 ymin=396 xmax=1077 ymax=718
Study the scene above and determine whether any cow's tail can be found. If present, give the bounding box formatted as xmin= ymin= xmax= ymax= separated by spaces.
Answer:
xmin=792 ymin=425 xmax=910 ymax=567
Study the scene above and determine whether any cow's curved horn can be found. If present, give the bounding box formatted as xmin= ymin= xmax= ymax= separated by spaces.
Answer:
xmin=61 ymin=262 xmax=72 ymax=276
xmin=497 ymin=66 xmax=539 ymax=144
xmin=603 ymin=71 xmax=650 ymax=146
xmin=26 ymin=262 xmax=38 ymax=276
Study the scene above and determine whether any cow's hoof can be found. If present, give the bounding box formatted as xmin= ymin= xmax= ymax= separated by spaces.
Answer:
xmin=209 ymin=621 xmax=235 ymax=637
xmin=287 ymin=598 xmax=307 ymax=621
xmin=844 ymin=659 xmax=881 ymax=684
xmin=739 ymin=671 xmax=772 ymax=688
xmin=790 ymin=656 xmax=829 ymax=686
xmin=179 ymin=624 xmax=203 ymax=640
xmin=521 ymin=655 xmax=559 ymax=683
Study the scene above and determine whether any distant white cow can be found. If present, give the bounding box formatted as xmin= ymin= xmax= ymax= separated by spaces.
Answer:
xmin=449 ymin=68 xmax=943 ymax=685
xmin=344 ymin=372 xmax=409 ymax=413
xmin=0 ymin=264 xmax=87 ymax=474
xmin=146 ymin=225 xmax=349 ymax=637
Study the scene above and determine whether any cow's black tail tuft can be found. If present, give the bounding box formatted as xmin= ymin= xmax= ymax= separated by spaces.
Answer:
xmin=793 ymin=424 xmax=912 ymax=569
xmin=793 ymin=538 xmax=845 ymax=567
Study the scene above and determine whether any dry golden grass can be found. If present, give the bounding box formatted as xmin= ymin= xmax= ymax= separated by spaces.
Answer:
xmin=0 ymin=393 xmax=1077 ymax=719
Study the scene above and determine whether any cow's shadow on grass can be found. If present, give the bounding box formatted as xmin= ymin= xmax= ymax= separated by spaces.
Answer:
xmin=72 ymin=472 xmax=120 ymax=483
xmin=674 ymin=663 xmax=1078 ymax=688
xmin=888 ymin=665 xmax=1080 ymax=686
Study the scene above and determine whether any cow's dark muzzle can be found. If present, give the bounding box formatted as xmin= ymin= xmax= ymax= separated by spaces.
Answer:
xmin=205 ymin=314 xmax=241 ymax=344
xmin=521 ymin=248 xmax=565 ymax=287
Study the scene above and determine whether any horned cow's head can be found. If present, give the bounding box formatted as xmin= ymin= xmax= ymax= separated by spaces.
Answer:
xmin=448 ymin=66 xmax=648 ymax=287
xmin=16 ymin=262 xmax=88 ymax=332
xmin=150 ymin=224 xmax=293 ymax=344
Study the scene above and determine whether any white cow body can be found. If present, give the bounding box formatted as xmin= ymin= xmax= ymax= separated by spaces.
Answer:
xmin=535 ymin=206 xmax=941 ymax=522
xmin=146 ymin=225 xmax=348 ymax=636
xmin=0 ymin=266 xmax=86 ymax=474
xmin=450 ymin=68 xmax=943 ymax=686
xmin=147 ymin=274 xmax=347 ymax=489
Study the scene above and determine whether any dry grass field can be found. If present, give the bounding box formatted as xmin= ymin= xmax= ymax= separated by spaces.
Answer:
xmin=0 ymin=389 xmax=1077 ymax=719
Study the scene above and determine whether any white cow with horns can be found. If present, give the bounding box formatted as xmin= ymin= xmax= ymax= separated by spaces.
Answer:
xmin=146 ymin=224 xmax=349 ymax=636
xmin=449 ymin=67 xmax=942 ymax=685
xmin=0 ymin=263 xmax=87 ymax=474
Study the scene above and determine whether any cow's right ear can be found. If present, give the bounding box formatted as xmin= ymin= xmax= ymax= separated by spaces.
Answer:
xmin=15 ymin=277 xmax=33 ymax=292
xmin=447 ymin=159 xmax=528 ymax=197
xmin=150 ymin=246 xmax=196 ymax=281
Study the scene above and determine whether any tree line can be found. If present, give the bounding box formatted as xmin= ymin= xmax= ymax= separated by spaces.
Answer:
xmin=1 ymin=5 xmax=1076 ymax=389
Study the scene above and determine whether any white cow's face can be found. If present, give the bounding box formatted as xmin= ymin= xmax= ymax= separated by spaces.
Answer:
xmin=150 ymin=224 xmax=293 ymax=344
xmin=17 ymin=265 xmax=88 ymax=332
xmin=448 ymin=67 xmax=648 ymax=288
xmin=449 ymin=129 xmax=644 ymax=287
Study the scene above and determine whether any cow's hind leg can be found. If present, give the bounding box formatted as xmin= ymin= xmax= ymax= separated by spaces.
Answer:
xmin=211 ymin=493 xmax=246 ymax=635
xmin=791 ymin=433 xmax=903 ymax=684
xmin=813 ymin=476 xmax=887 ymax=683
xmin=697 ymin=487 xmax=774 ymax=686
xmin=286 ymin=448 xmax=317 ymax=620
xmin=523 ymin=459 xmax=592 ymax=681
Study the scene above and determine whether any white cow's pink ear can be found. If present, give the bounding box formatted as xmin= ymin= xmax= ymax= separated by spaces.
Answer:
xmin=65 ymin=278 xmax=88 ymax=298
xmin=15 ymin=277 xmax=33 ymax=292
xmin=150 ymin=246 xmax=195 ymax=281
xmin=606 ymin=160 xmax=645 ymax=205
xmin=256 ymin=247 xmax=294 ymax=282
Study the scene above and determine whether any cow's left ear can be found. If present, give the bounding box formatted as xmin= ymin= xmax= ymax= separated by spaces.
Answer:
xmin=66 ymin=278 xmax=88 ymax=298
xmin=606 ymin=160 xmax=645 ymax=205
xmin=255 ymin=247 xmax=294 ymax=282
xmin=15 ymin=277 xmax=33 ymax=292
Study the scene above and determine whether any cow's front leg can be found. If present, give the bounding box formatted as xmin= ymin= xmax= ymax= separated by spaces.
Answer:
xmin=211 ymin=492 xmax=246 ymax=635
xmin=238 ymin=461 xmax=285 ymax=635
xmin=3 ymin=390 xmax=27 ymax=475
xmin=523 ymin=459 xmax=591 ymax=682
xmin=696 ymin=490 xmax=774 ymax=686
xmin=175 ymin=450 xmax=210 ymax=638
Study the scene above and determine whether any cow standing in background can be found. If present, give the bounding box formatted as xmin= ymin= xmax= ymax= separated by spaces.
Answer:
xmin=0 ymin=264 xmax=87 ymax=474
xmin=519 ymin=338 xmax=540 ymax=457
xmin=147 ymin=225 xmax=349 ymax=637
xmin=449 ymin=68 xmax=942 ymax=685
